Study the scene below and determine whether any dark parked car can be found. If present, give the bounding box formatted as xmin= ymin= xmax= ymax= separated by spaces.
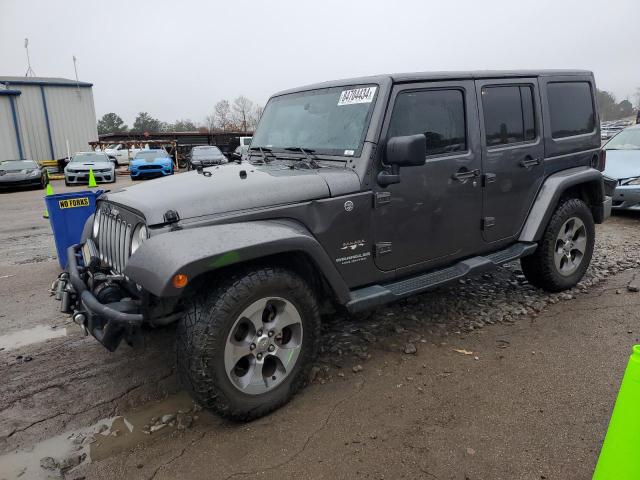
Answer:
xmin=602 ymin=124 xmax=640 ymax=210
xmin=187 ymin=145 xmax=227 ymax=169
xmin=0 ymin=159 xmax=49 ymax=189
xmin=54 ymin=70 xmax=610 ymax=421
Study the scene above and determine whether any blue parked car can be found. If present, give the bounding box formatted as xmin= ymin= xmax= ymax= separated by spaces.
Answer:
xmin=130 ymin=150 xmax=174 ymax=179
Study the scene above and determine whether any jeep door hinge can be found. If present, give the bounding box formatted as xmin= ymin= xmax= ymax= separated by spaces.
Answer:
xmin=482 ymin=217 xmax=496 ymax=229
xmin=374 ymin=191 xmax=391 ymax=207
xmin=374 ymin=242 xmax=392 ymax=256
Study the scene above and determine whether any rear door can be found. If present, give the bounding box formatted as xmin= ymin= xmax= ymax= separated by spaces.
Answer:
xmin=475 ymin=78 xmax=544 ymax=243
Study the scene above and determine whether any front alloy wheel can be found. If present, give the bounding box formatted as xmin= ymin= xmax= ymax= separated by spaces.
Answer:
xmin=177 ymin=267 xmax=320 ymax=421
xmin=224 ymin=297 xmax=303 ymax=395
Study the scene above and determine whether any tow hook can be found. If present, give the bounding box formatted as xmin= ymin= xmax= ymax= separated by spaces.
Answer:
xmin=51 ymin=272 xmax=75 ymax=314
xmin=73 ymin=312 xmax=89 ymax=336
xmin=50 ymin=272 xmax=69 ymax=300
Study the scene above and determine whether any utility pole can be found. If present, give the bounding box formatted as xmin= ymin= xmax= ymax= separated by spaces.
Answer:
xmin=24 ymin=38 xmax=36 ymax=77
xmin=73 ymin=55 xmax=81 ymax=98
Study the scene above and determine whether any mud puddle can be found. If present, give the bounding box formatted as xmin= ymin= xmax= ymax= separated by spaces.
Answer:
xmin=0 ymin=325 xmax=75 ymax=351
xmin=0 ymin=392 xmax=203 ymax=479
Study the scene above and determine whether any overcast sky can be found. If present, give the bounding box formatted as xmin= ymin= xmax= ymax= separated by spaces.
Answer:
xmin=2 ymin=0 xmax=638 ymax=125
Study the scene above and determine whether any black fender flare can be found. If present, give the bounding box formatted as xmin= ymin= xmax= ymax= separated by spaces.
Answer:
xmin=124 ymin=219 xmax=351 ymax=302
xmin=519 ymin=166 xmax=605 ymax=242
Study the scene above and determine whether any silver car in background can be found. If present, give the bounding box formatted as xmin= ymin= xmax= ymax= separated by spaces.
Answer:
xmin=64 ymin=152 xmax=116 ymax=186
xmin=602 ymin=125 xmax=640 ymax=211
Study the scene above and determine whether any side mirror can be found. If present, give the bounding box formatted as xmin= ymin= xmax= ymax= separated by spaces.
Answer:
xmin=378 ymin=134 xmax=426 ymax=187
xmin=386 ymin=134 xmax=426 ymax=166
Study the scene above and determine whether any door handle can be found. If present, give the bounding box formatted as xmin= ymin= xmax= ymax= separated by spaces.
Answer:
xmin=452 ymin=169 xmax=480 ymax=183
xmin=519 ymin=157 xmax=541 ymax=169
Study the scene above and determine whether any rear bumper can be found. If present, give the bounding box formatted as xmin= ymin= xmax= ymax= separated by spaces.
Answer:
xmin=58 ymin=242 xmax=144 ymax=350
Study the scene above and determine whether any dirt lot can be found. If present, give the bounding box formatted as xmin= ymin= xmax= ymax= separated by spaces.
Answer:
xmin=1 ymin=177 xmax=639 ymax=480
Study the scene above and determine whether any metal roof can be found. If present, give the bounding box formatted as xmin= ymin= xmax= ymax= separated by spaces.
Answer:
xmin=0 ymin=76 xmax=93 ymax=87
xmin=273 ymin=69 xmax=593 ymax=96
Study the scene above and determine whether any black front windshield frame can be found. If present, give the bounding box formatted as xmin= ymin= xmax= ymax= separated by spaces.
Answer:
xmin=251 ymin=84 xmax=379 ymax=158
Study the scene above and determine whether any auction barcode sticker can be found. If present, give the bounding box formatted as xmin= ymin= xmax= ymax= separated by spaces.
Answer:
xmin=59 ymin=197 xmax=90 ymax=209
xmin=338 ymin=87 xmax=377 ymax=106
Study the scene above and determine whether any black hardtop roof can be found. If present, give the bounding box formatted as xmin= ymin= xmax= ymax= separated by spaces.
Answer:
xmin=273 ymin=70 xmax=593 ymax=96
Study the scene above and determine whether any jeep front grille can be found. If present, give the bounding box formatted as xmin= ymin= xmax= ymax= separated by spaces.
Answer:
xmin=97 ymin=210 xmax=132 ymax=273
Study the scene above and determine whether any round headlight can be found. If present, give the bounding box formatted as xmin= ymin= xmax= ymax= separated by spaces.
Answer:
xmin=131 ymin=224 xmax=148 ymax=254
xmin=93 ymin=209 xmax=101 ymax=238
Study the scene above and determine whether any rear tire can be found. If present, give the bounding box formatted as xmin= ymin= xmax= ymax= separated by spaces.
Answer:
xmin=177 ymin=267 xmax=320 ymax=421
xmin=521 ymin=197 xmax=595 ymax=292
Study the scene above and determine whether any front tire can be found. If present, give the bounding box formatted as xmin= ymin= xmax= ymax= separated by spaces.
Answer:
xmin=177 ymin=267 xmax=320 ymax=421
xmin=521 ymin=197 xmax=595 ymax=292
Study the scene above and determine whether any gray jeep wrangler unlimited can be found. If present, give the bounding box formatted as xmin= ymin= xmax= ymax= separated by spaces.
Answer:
xmin=56 ymin=70 xmax=612 ymax=420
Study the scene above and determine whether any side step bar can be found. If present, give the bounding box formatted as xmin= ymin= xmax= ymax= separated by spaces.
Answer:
xmin=346 ymin=242 xmax=537 ymax=313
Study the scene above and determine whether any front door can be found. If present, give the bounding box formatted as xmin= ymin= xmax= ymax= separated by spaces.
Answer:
xmin=373 ymin=80 xmax=483 ymax=272
xmin=475 ymin=78 xmax=545 ymax=243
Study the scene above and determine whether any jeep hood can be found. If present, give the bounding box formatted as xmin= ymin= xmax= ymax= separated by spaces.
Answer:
xmin=104 ymin=162 xmax=359 ymax=225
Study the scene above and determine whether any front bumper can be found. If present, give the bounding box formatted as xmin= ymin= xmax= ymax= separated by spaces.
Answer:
xmin=130 ymin=165 xmax=172 ymax=178
xmin=65 ymin=171 xmax=114 ymax=183
xmin=56 ymin=242 xmax=144 ymax=351
xmin=0 ymin=174 xmax=43 ymax=187
xmin=612 ymin=185 xmax=640 ymax=211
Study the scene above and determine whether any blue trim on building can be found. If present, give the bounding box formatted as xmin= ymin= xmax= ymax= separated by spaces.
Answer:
xmin=0 ymin=89 xmax=21 ymax=96
xmin=8 ymin=96 xmax=24 ymax=159
xmin=40 ymin=85 xmax=55 ymax=159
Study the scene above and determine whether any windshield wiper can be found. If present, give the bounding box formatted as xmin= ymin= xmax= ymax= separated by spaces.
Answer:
xmin=248 ymin=146 xmax=275 ymax=164
xmin=283 ymin=147 xmax=320 ymax=169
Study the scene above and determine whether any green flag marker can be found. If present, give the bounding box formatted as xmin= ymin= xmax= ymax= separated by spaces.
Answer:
xmin=593 ymin=345 xmax=640 ymax=479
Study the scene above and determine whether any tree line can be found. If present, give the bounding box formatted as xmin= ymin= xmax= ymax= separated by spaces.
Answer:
xmin=98 ymin=87 xmax=640 ymax=135
xmin=597 ymin=88 xmax=639 ymax=122
xmin=97 ymin=95 xmax=263 ymax=135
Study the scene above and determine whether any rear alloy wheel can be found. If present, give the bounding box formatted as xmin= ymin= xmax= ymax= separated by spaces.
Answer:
xmin=553 ymin=217 xmax=588 ymax=276
xmin=521 ymin=197 xmax=595 ymax=291
xmin=177 ymin=267 xmax=320 ymax=420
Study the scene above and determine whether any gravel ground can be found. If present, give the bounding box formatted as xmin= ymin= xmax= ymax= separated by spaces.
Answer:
xmin=1 ymin=179 xmax=639 ymax=479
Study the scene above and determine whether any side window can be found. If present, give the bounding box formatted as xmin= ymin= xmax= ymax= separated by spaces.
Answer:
xmin=388 ymin=89 xmax=466 ymax=156
xmin=482 ymin=85 xmax=536 ymax=147
xmin=547 ymin=82 xmax=595 ymax=139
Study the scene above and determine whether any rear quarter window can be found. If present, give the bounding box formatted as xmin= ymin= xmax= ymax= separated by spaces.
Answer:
xmin=547 ymin=82 xmax=595 ymax=139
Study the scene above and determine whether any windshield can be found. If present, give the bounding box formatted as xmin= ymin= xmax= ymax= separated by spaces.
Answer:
xmin=71 ymin=153 xmax=109 ymax=162
xmin=193 ymin=147 xmax=222 ymax=157
xmin=0 ymin=160 xmax=37 ymax=170
xmin=135 ymin=150 xmax=169 ymax=159
xmin=605 ymin=128 xmax=640 ymax=150
xmin=251 ymin=85 xmax=378 ymax=157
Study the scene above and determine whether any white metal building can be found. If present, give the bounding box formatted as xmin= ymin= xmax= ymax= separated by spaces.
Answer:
xmin=0 ymin=76 xmax=98 ymax=161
